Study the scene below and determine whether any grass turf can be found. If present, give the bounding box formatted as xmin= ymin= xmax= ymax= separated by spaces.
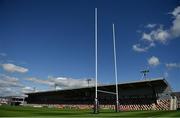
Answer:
xmin=0 ymin=105 xmax=180 ymax=117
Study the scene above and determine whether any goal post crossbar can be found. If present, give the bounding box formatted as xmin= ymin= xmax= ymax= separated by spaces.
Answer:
xmin=97 ymin=89 xmax=116 ymax=95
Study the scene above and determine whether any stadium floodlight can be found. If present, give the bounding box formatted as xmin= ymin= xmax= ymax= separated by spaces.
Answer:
xmin=94 ymin=8 xmax=99 ymax=114
xmin=112 ymin=23 xmax=119 ymax=112
xmin=33 ymin=87 xmax=36 ymax=92
xmin=140 ymin=69 xmax=149 ymax=80
xmin=86 ymin=79 xmax=91 ymax=87
xmin=54 ymin=83 xmax=58 ymax=90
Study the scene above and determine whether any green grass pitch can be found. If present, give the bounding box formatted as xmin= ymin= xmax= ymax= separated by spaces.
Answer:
xmin=0 ymin=105 xmax=180 ymax=117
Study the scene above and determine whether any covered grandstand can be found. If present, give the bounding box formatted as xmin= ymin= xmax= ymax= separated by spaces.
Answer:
xmin=26 ymin=78 xmax=178 ymax=111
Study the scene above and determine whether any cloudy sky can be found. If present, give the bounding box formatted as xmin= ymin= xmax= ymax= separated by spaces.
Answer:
xmin=0 ymin=0 xmax=180 ymax=96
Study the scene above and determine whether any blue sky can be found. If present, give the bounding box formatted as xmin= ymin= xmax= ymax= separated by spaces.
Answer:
xmin=0 ymin=0 xmax=180 ymax=96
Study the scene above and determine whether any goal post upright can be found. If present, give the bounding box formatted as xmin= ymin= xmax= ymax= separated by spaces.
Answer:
xmin=94 ymin=7 xmax=99 ymax=114
xmin=112 ymin=23 xmax=119 ymax=112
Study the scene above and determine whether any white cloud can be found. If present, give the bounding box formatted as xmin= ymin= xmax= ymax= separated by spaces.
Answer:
xmin=133 ymin=6 xmax=180 ymax=52
xmin=142 ymin=27 xmax=170 ymax=44
xmin=152 ymin=29 xmax=170 ymax=43
xmin=0 ymin=74 xmax=38 ymax=96
xmin=146 ymin=24 xmax=156 ymax=28
xmin=132 ymin=44 xmax=147 ymax=52
xmin=1 ymin=63 xmax=28 ymax=73
xmin=0 ymin=74 xmax=22 ymax=88
xmin=0 ymin=74 xmax=27 ymax=96
xmin=170 ymin=6 xmax=180 ymax=37
xmin=142 ymin=33 xmax=153 ymax=42
xmin=26 ymin=77 xmax=54 ymax=86
xmin=148 ymin=56 xmax=160 ymax=66
xmin=0 ymin=87 xmax=29 ymax=97
xmin=0 ymin=87 xmax=15 ymax=96
xmin=171 ymin=6 xmax=180 ymax=17
xmin=26 ymin=76 xmax=96 ymax=90
xmin=132 ymin=43 xmax=155 ymax=52
xmin=21 ymin=86 xmax=35 ymax=93
xmin=166 ymin=63 xmax=180 ymax=68
xmin=51 ymin=77 xmax=96 ymax=89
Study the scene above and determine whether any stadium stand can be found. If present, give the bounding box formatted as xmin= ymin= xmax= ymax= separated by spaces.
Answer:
xmin=26 ymin=78 xmax=177 ymax=111
xmin=173 ymin=92 xmax=180 ymax=110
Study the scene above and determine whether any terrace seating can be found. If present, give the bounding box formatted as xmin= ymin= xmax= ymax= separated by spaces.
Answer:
xmin=155 ymin=99 xmax=170 ymax=110
xmin=118 ymin=98 xmax=170 ymax=111
xmin=29 ymin=98 xmax=170 ymax=111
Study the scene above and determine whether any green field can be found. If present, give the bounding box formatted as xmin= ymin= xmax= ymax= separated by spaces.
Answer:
xmin=0 ymin=105 xmax=180 ymax=117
